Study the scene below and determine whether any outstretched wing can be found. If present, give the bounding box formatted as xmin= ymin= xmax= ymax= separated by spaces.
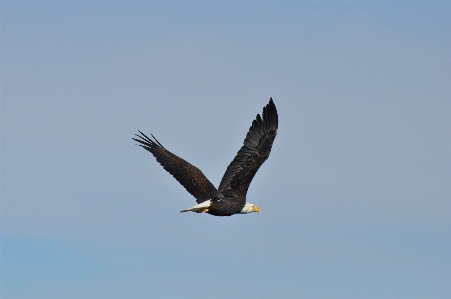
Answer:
xmin=133 ymin=131 xmax=217 ymax=203
xmin=218 ymin=98 xmax=278 ymax=196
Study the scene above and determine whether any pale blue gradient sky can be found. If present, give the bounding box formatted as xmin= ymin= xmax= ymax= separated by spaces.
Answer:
xmin=1 ymin=1 xmax=450 ymax=298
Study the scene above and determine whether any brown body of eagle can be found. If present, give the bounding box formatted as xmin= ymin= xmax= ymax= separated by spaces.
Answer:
xmin=133 ymin=98 xmax=278 ymax=216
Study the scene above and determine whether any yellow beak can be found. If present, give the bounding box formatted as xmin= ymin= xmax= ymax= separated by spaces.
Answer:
xmin=253 ymin=206 xmax=260 ymax=213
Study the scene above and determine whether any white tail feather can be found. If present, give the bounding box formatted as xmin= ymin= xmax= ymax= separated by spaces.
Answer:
xmin=180 ymin=200 xmax=212 ymax=213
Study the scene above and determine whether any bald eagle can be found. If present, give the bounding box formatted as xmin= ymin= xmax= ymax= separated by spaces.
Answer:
xmin=133 ymin=98 xmax=278 ymax=216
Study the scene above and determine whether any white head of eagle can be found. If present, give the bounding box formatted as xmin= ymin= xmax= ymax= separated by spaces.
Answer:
xmin=238 ymin=203 xmax=260 ymax=214
xmin=133 ymin=98 xmax=278 ymax=217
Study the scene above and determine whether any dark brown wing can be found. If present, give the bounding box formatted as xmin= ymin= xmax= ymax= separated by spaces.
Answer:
xmin=218 ymin=98 xmax=278 ymax=196
xmin=133 ymin=131 xmax=217 ymax=203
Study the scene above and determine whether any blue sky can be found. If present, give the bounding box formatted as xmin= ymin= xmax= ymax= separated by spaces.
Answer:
xmin=1 ymin=1 xmax=450 ymax=298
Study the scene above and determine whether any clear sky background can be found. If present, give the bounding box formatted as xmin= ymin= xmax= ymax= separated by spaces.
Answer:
xmin=1 ymin=1 xmax=450 ymax=298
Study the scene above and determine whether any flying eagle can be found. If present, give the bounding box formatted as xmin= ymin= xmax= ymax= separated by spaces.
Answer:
xmin=133 ymin=98 xmax=278 ymax=216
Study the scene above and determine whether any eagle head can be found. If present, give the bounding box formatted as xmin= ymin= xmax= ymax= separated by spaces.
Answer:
xmin=238 ymin=203 xmax=260 ymax=214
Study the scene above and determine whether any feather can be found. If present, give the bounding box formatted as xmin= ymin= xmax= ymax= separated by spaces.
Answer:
xmin=218 ymin=98 xmax=278 ymax=196
xmin=132 ymin=132 xmax=217 ymax=203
